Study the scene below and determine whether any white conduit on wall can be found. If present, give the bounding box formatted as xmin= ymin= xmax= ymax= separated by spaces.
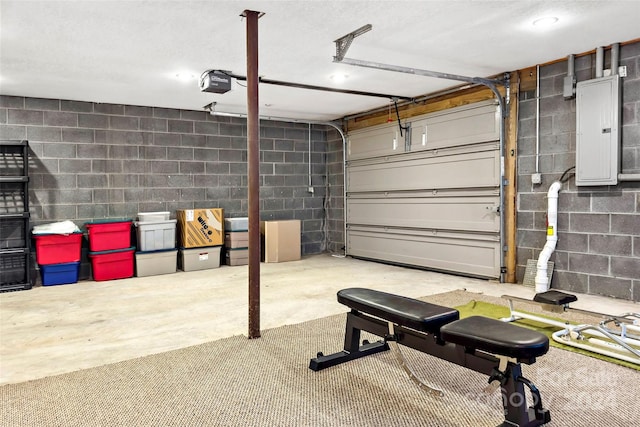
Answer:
xmin=535 ymin=181 xmax=562 ymax=293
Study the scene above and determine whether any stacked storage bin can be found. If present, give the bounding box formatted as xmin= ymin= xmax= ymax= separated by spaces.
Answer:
xmin=134 ymin=212 xmax=177 ymax=277
xmin=86 ymin=220 xmax=135 ymax=281
xmin=176 ymin=208 xmax=224 ymax=271
xmin=224 ymin=217 xmax=249 ymax=266
xmin=33 ymin=231 xmax=83 ymax=286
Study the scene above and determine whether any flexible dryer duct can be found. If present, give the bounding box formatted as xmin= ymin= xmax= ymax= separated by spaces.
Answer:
xmin=535 ymin=181 xmax=562 ymax=293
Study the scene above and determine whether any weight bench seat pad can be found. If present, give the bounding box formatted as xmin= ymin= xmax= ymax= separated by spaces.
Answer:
xmin=440 ymin=316 xmax=549 ymax=359
xmin=533 ymin=290 xmax=578 ymax=305
xmin=337 ymin=288 xmax=459 ymax=334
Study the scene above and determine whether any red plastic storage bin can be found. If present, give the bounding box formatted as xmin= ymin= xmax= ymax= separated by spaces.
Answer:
xmin=85 ymin=220 xmax=132 ymax=252
xmin=33 ymin=232 xmax=83 ymax=265
xmin=88 ymin=247 xmax=135 ymax=281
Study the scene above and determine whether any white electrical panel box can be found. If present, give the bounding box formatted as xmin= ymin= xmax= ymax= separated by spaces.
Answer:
xmin=575 ymin=75 xmax=620 ymax=186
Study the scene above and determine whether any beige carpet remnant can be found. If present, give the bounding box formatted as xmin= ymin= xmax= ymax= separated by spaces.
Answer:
xmin=2 ymin=290 xmax=638 ymax=426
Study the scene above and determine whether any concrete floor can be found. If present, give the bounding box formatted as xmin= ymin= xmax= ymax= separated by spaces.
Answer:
xmin=1 ymin=253 xmax=638 ymax=385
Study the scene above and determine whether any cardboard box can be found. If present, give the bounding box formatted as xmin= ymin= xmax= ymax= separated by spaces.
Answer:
xmin=225 ymin=248 xmax=248 ymax=266
xmin=176 ymin=208 xmax=223 ymax=248
xmin=179 ymin=246 xmax=221 ymax=271
xmin=260 ymin=220 xmax=301 ymax=263
xmin=224 ymin=231 xmax=249 ymax=249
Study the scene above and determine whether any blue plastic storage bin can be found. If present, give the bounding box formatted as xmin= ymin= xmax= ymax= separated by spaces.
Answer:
xmin=40 ymin=262 xmax=80 ymax=286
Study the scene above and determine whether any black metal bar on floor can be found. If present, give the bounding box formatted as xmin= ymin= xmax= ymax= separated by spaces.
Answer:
xmin=244 ymin=9 xmax=262 ymax=339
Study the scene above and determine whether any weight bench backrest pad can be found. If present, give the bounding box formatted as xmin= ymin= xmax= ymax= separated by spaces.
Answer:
xmin=337 ymin=288 xmax=459 ymax=334
xmin=440 ymin=316 xmax=549 ymax=360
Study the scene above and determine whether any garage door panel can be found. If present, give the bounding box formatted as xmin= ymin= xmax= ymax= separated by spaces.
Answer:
xmin=347 ymin=226 xmax=500 ymax=278
xmin=347 ymin=196 xmax=500 ymax=232
xmin=345 ymin=100 xmax=502 ymax=279
xmin=410 ymin=101 xmax=499 ymax=152
xmin=348 ymin=150 xmax=499 ymax=192
xmin=347 ymin=123 xmax=401 ymax=161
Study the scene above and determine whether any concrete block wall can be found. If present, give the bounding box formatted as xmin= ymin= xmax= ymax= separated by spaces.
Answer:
xmin=516 ymin=41 xmax=640 ymax=301
xmin=0 ymin=96 xmax=329 ymax=280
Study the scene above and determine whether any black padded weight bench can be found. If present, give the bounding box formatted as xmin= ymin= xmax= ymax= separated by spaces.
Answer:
xmin=310 ymin=288 xmax=551 ymax=427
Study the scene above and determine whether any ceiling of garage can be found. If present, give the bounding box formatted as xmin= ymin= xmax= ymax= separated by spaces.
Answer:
xmin=1 ymin=1 xmax=639 ymax=121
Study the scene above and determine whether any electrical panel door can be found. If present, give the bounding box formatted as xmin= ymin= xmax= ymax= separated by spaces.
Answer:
xmin=575 ymin=75 xmax=620 ymax=186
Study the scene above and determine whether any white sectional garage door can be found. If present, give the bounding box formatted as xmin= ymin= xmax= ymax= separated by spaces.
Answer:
xmin=345 ymin=100 xmax=501 ymax=278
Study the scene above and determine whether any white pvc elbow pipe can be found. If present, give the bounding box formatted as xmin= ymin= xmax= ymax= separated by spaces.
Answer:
xmin=535 ymin=181 xmax=562 ymax=293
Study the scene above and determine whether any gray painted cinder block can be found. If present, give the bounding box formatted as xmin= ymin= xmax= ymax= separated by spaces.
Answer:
xmin=27 ymin=126 xmax=62 ymax=142
xmin=611 ymin=256 xmax=640 ymax=279
xmin=38 ymin=204 xmax=78 ymax=222
xmin=95 ymin=103 xmax=124 ymax=115
xmin=516 ymin=229 xmax=546 ymax=250
xmin=25 ymin=98 xmax=60 ymax=111
xmin=0 ymin=125 xmax=26 ymax=139
xmin=63 ymin=128 xmax=94 ymax=143
xmin=168 ymin=119 xmax=193 ymax=133
xmin=78 ymin=113 xmax=109 ymax=129
xmin=153 ymin=107 xmax=180 ymax=119
xmin=194 ymin=121 xmax=218 ymax=135
xmin=557 ymin=192 xmax=590 ymax=212
xmin=555 ymin=232 xmax=588 ymax=252
xmin=0 ymin=95 xmax=25 ymax=108
xmin=60 ymin=100 xmax=93 ymax=113
xmin=551 ymin=271 xmax=589 ymax=294
xmin=77 ymin=144 xmax=108 ymax=159
xmin=179 ymin=161 xmax=205 ymax=174
xmin=59 ymin=159 xmax=91 ymax=173
xmin=622 ymin=78 xmax=640 ymax=104
xmin=140 ymin=117 xmax=168 ymax=132
xmin=8 ymin=109 xmax=43 ymax=125
xmin=125 ymin=105 xmax=153 ymax=117
xmin=589 ymin=275 xmax=632 ymax=300
xmin=569 ymin=213 xmax=611 ymax=233
xmin=589 ymin=234 xmax=633 ymax=256
xmin=592 ymin=192 xmax=636 ymax=213
xmin=611 ymin=214 xmax=640 ymax=235
xmin=569 ymin=253 xmax=610 ymax=275
xmin=44 ymin=111 xmax=78 ymax=127
xmin=109 ymin=116 xmax=138 ymax=130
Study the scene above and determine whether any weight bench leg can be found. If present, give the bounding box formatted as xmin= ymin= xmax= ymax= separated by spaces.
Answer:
xmin=309 ymin=310 xmax=389 ymax=371
xmin=499 ymin=363 xmax=550 ymax=427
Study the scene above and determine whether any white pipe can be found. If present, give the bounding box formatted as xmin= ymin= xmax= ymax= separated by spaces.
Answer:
xmin=535 ymin=65 xmax=540 ymax=174
xmin=595 ymin=46 xmax=604 ymax=78
xmin=534 ymin=181 xmax=562 ymax=293
xmin=611 ymin=43 xmax=620 ymax=75
xmin=618 ymin=173 xmax=640 ymax=181
xmin=308 ymin=123 xmax=312 ymax=191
